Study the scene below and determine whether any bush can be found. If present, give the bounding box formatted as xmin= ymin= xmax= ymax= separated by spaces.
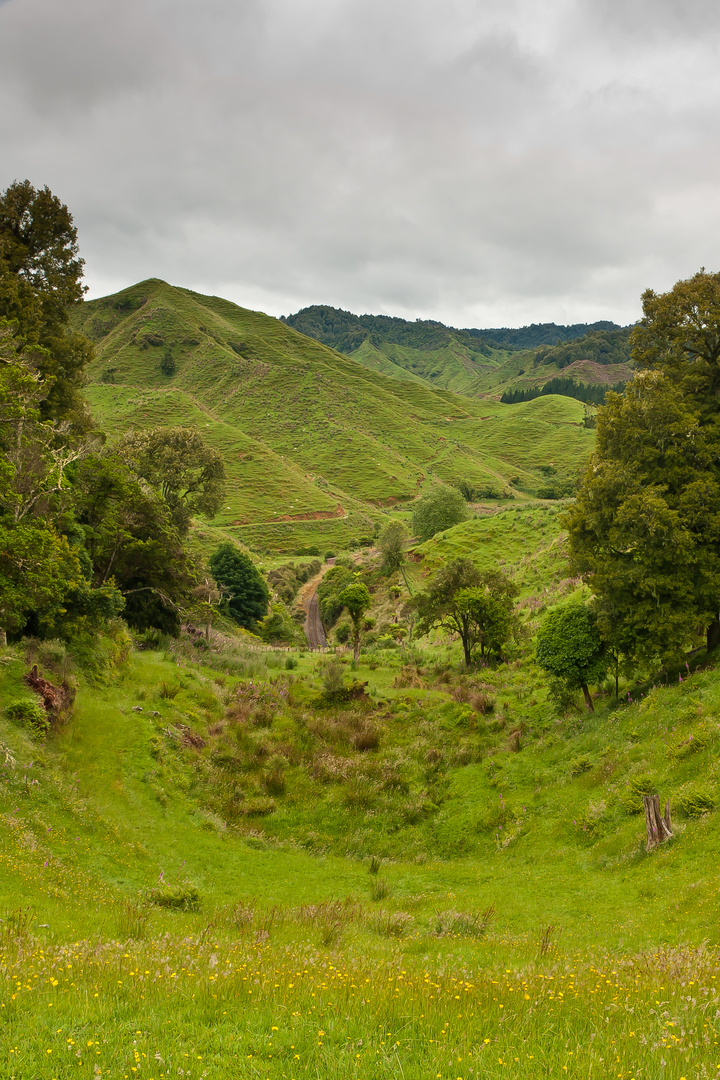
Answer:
xmin=160 ymin=351 xmax=176 ymax=376
xmin=675 ymin=784 xmax=716 ymax=817
xmin=260 ymin=606 xmax=301 ymax=646
xmin=5 ymin=698 xmax=49 ymax=739
xmin=146 ymin=882 xmax=201 ymax=911
xmin=411 ymin=485 xmax=468 ymax=541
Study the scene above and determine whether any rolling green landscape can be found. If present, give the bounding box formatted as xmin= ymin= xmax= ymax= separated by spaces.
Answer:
xmin=73 ymin=278 xmax=595 ymax=553
xmin=283 ymin=303 xmax=634 ymax=404
xmin=4 ymin=182 xmax=720 ymax=1079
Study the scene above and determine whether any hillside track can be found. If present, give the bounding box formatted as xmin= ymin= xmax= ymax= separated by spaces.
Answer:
xmin=297 ymin=565 xmax=332 ymax=649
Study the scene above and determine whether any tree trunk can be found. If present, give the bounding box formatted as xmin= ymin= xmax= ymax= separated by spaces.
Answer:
xmin=581 ymin=683 xmax=594 ymax=712
xmin=707 ymin=620 xmax=720 ymax=653
xmin=0 ymin=627 xmax=6 ymax=648
xmin=353 ymin=629 xmax=361 ymax=662
xmin=643 ymin=794 xmax=672 ymax=851
xmin=462 ymin=637 xmax=472 ymax=666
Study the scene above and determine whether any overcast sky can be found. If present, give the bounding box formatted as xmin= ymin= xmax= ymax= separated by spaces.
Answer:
xmin=2 ymin=0 xmax=720 ymax=327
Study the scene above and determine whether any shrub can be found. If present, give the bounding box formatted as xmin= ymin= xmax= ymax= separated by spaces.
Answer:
xmin=5 ymin=697 xmax=49 ymax=739
xmin=160 ymin=351 xmax=176 ymax=376
xmin=621 ymin=773 xmax=656 ymax=814
xmin=146 ymin=882 xmax=201 ymax=911
xmin=320 ymin=659 xmax=345 ymax=696
xmin=675 ymin=784 xmax=716 ymax=817
xmin=570 ymin=754 xmax=594 ymax=776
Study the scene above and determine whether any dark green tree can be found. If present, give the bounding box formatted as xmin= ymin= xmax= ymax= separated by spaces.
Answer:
xmin=566 ymin=270 xmax=720 ymax=664
xmin=0 ymin=180 xmax=93 ymax=424
xmin=338 ymin=581 xmax=372 ymax=661
xmin=411 ymin=485 xmax=468 ymax=543
xmin=413 ymin=559 xmax=517 ymax=665
xmin=535 ymin=602 xmax=607 ymax=713
xmin=209 ymin=543 xmax=269 ymax=631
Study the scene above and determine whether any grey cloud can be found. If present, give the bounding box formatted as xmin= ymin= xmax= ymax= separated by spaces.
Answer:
xmin=2 ymin=0 xmax=720 ymax=326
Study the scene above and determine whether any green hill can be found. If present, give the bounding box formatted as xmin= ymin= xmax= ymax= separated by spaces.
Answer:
xmin=73 ymin=280 xmax=595 ymax=552
xmin=283 ymin=304 xmax=630 ymax=403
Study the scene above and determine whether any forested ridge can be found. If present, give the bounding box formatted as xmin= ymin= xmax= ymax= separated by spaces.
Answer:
xmin=284 ymin=303 xmax=623 ymax=354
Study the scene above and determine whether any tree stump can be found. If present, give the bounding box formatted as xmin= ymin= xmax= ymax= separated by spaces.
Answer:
xmin=643 ymin=794 xmax=672 ymax=851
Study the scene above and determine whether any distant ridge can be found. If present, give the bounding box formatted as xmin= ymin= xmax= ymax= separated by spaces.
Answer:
xmin=283 ymin=304 xmax=631 ymax=402
xmin=283 ymin=304 xmax=623 ymax=352
xmin=462 ymin=320 xmax=623 ymax=350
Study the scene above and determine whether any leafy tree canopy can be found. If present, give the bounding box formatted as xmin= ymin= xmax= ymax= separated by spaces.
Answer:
xmin=566 ymin=270 xmax=720 ymax=665
xmin=209 ymin=543 xmax=269 ymax=631
xmin=535 ymin=602 xmax=607 ymax=713
xmin=71 ymin=453 xmax=200 ymax=636
xmin=413 ymin=559 xmax=518 ymax=666
xmin=338 ymin=581 xmax=372 ymax=661
xmin=116 ymin=427 xmax=226 ymax=536
xmin=317 ymin=564 xmax=354 ymax=627
xmin=379 ymin=520 xmax=409 ymax=575
xmin=411 ymin=485 xmax=468 ymax=543
xmin=0 ymin=180 xmax=93 ymax=424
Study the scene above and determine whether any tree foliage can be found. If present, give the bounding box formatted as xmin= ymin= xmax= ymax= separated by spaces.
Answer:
xmin=317 ymin=564 xmax=354 ymax=627
xmin=338 ymin=582 xmax=372 ymax=661
xmin=0 ymin=180 xmax=93 ymax=424
xmin=413 ymin=559 xmax=518 ymax=665
xmin=71 ymin=453 xmax=199 ymax=636
xmin=535 ymin=602 xmax=607 ymax=713
xmin=566 ymin=270 xmax=720 ymax=665
xmin=209 ymin=543 xmax=269 ymax=631
xmin=411 ymin=485 xmax=468 ymax=543
xmin=117 ymin=427 xmax=226 ymax=536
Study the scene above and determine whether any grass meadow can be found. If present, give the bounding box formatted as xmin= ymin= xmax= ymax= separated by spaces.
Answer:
xmin=4 ymin=598 xmax=720 ymax=1077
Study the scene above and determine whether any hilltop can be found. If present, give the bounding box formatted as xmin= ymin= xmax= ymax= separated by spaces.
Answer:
xmin=73 ymin=279 xmax=594 ymax=552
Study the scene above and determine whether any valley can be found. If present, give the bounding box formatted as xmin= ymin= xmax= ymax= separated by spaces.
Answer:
xmin=4 ymin=261 xmax=720 ymax=1078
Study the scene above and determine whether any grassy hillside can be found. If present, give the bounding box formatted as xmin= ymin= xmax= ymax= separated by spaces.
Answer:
xmin=74 ymin=280 xmax=595 ymax=552
xmin=3 ymin=499 xmax=720 ymax=1076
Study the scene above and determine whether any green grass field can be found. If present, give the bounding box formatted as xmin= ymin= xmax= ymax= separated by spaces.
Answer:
xmin=3 ymin=501 xmax=720 ymax=1077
